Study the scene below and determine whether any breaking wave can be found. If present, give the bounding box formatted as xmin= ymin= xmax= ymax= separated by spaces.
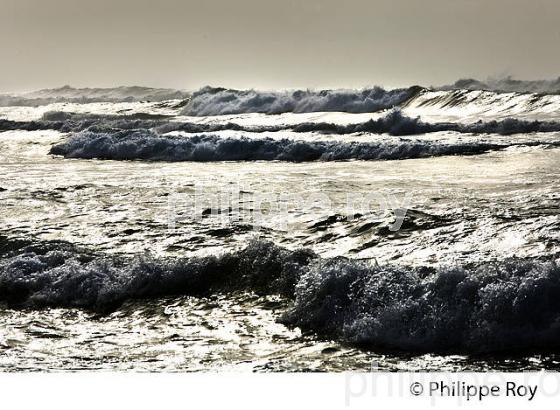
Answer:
xmin=49 ymin=129 xmax=508 ymax=162
xmin=181 ymin=86 xmax=421 ymax=115
xmin=2 ymin=235 xmax=560 ymax=353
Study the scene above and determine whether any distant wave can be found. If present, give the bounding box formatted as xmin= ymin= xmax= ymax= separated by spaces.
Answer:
xmin=49 ymin=129 xmax=508 ymax=162
xmin=0 ymin=86 xmax=190 ymax=107
xmin=440 ymin=76 xmax=560 ymax=94
xmin=181 ymin=86 xmax=421 ymax=115
xmin=2 ymin=235 xmax=560 ymax=353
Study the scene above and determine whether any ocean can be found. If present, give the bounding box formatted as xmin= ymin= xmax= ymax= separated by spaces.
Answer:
xmin=1 ymin=84 xmax=560 ymax=371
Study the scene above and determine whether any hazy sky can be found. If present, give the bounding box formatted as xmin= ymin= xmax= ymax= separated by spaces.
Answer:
xmin=2 ymin=0 xmax=559 ymax=92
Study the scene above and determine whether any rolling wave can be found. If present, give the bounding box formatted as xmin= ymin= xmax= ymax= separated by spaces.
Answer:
xmin=5 ymin=110 xmax=560 ymax=137
xmin=49 ymin=129 xmax=508 ymax=162
xmin=2 ymin=235 xmax=560 ymax=353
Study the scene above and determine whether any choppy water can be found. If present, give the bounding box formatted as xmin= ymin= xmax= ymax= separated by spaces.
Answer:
xmin=1 ymin=85 xmax=560 ymax=371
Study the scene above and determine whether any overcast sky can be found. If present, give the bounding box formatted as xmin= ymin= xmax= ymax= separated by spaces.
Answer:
xmin=2 ymin=0 xmax=559 ymax=92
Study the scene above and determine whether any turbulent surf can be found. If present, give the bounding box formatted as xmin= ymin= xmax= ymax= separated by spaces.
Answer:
xmin=2 ymin=81 xmax=560 ymax=370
